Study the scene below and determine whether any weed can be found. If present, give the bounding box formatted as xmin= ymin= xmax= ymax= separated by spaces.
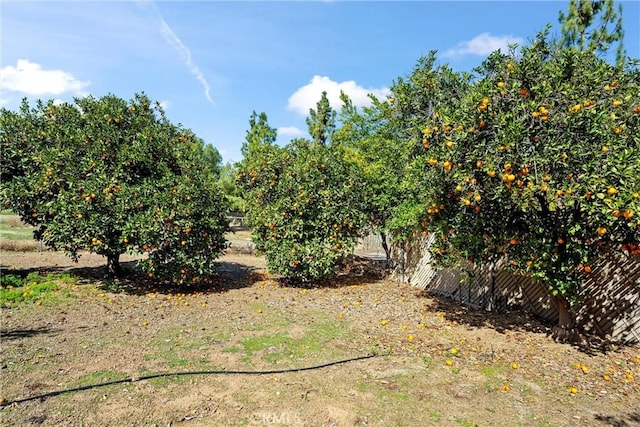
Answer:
xmin=422 ymin=356 xmax=433 ymax=368
xmin=429 ymin=411 xmax=442 ymax=422
xmin=0 ymin=272 xmax=77 ymax=306
xmin=1 ymin=274 xmax=23 ymax=287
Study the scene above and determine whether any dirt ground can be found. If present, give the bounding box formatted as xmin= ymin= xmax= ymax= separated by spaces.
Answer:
xmin=1 ymin=249 xmax=639 ymax=427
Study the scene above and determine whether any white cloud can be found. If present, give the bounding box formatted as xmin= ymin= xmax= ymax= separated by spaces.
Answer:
xmin=443 ymin=33 xmax=523 ymax=58
xmin=287 ymin=75 xmax=389 ymax=116
xmin=0 ymin=98 xmax=9 ymax=108
xmin=0 ymin=59 xmax=90 ymax=96
xmin=159 ymin=100 xmax=172 ymax=110
xmin=136 ymin=0 xmax=214 ymax=106
xmin=277 ymin=126 xmax=306 ymax=138
xmin=158 ymin=17 xmax=214 ymax=106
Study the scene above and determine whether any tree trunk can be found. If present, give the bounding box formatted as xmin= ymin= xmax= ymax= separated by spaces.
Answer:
xmin=106 ymin=253 xmax=122 ymax=277
xmin=380 ymin=232 xmax=391 ymax=262
xmin=552 ymin=294 xmax=578 ymax=342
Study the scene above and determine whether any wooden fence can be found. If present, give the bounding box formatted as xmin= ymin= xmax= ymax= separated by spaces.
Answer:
xmin=390 ymin=234 xmax=640 ymax=343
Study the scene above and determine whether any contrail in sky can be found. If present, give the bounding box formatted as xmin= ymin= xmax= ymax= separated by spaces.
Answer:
xmin=137 ymin=0 xmax=214 ymax=105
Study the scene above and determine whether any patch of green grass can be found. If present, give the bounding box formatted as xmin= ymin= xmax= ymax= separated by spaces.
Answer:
xmin=454 ymin=417 xmax=477 ymax=427
xmin=480 ymin=363 xmax=506 ymax=392
xmin=71 ymin=370 xmax=123 ymax=387
xmin=480 ymin=364 xmax=504 ymax=378
xmin=138 ymin=370 xmax=192 ymax=388
xmin=228 ymin=320 xmax=348 ymax=365
xmin=144 ymin=327 xmax=232 ymax=370
xmin=0 ymin=215 xmax=36 ymax=241
xmin=429 ymin=411 xmax=442 ymax=422
xmin=0 ymin=272 xmax=77 ymax=306
xmin=143 ymin=349 xmax=212 ymax=370
xmin=421 ymin=356 xmax=433 ymax=368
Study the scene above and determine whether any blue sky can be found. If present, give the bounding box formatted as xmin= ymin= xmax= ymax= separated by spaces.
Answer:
xmin=1 ymin=1 xmax=638 ymax=164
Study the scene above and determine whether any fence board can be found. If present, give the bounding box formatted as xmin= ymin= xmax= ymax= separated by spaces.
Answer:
xmin=391 ymin=234 xmax=640 ymax=343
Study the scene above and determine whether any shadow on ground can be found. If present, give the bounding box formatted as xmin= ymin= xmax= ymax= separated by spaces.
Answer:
xmin=422 ymin=292 xmax=554 ymax=335
xmin=418 ymin=292 xmax=631 ymax=355
xmin=0 ymin=259 xmax=264 ymax=296
xmin=0 ymin=326 xmax=61 ymax=341
xmin=594 ymin=413 xmax=640 ymax=427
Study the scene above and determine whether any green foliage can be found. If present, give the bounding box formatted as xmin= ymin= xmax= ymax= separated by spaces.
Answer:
xmin=333 ymin=92 xmax=412 ymax=259
xmin=0 ymin=93 xmax=229 ymax=281
xmin=201 ymin=142 xmax=223 ymax=178
xmin=558 ymin=0 xmax=626 ymax=67
xmin=306 ymin=91 xmax=336 ymax=146
xmin=218 ymin=162 xmax=246 ymax=213
xmin=384 ymin=53 xmax=474 ymax=242
xmin=238 ymin=107 xmax=368 ymax=283
xmin=405 ymin=32 xmax=640 ymax=311
xmin=1 ymin=274 xmax=24 ymax=287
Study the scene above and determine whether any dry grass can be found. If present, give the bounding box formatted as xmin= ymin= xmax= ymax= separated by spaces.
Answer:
xmin=0 ymin=215 xmax=28 ymax=228
xmin=0 ymin=239 xmax=40 ymax=252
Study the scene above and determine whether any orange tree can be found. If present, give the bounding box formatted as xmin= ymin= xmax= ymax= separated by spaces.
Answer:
xmin=406 ymin=31 xmax=639 ymax=330
xmin=238 ymin=106 xmax=368 ymax=283
xmin=0 ymin=93 xmax=229 ymax=280
xmin=333 ymin=92 xmax=415 ymax=261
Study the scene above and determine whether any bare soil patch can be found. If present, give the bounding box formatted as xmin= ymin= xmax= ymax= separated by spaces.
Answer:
xmin=1 ymin=250 xmax=638 ymax=426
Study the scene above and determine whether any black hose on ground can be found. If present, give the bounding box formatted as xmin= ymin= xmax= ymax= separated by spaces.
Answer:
xmin=0 ymin=354 xmax=380 ymax=408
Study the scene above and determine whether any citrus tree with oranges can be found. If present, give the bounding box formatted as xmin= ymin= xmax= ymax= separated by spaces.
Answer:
xmin=238 ymin=105 xmax=368 ymax=283
xmin=408 ymin=30 xmax=639 ymax=331
xmin=1 ymin=94 xmax=229 ymax=280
